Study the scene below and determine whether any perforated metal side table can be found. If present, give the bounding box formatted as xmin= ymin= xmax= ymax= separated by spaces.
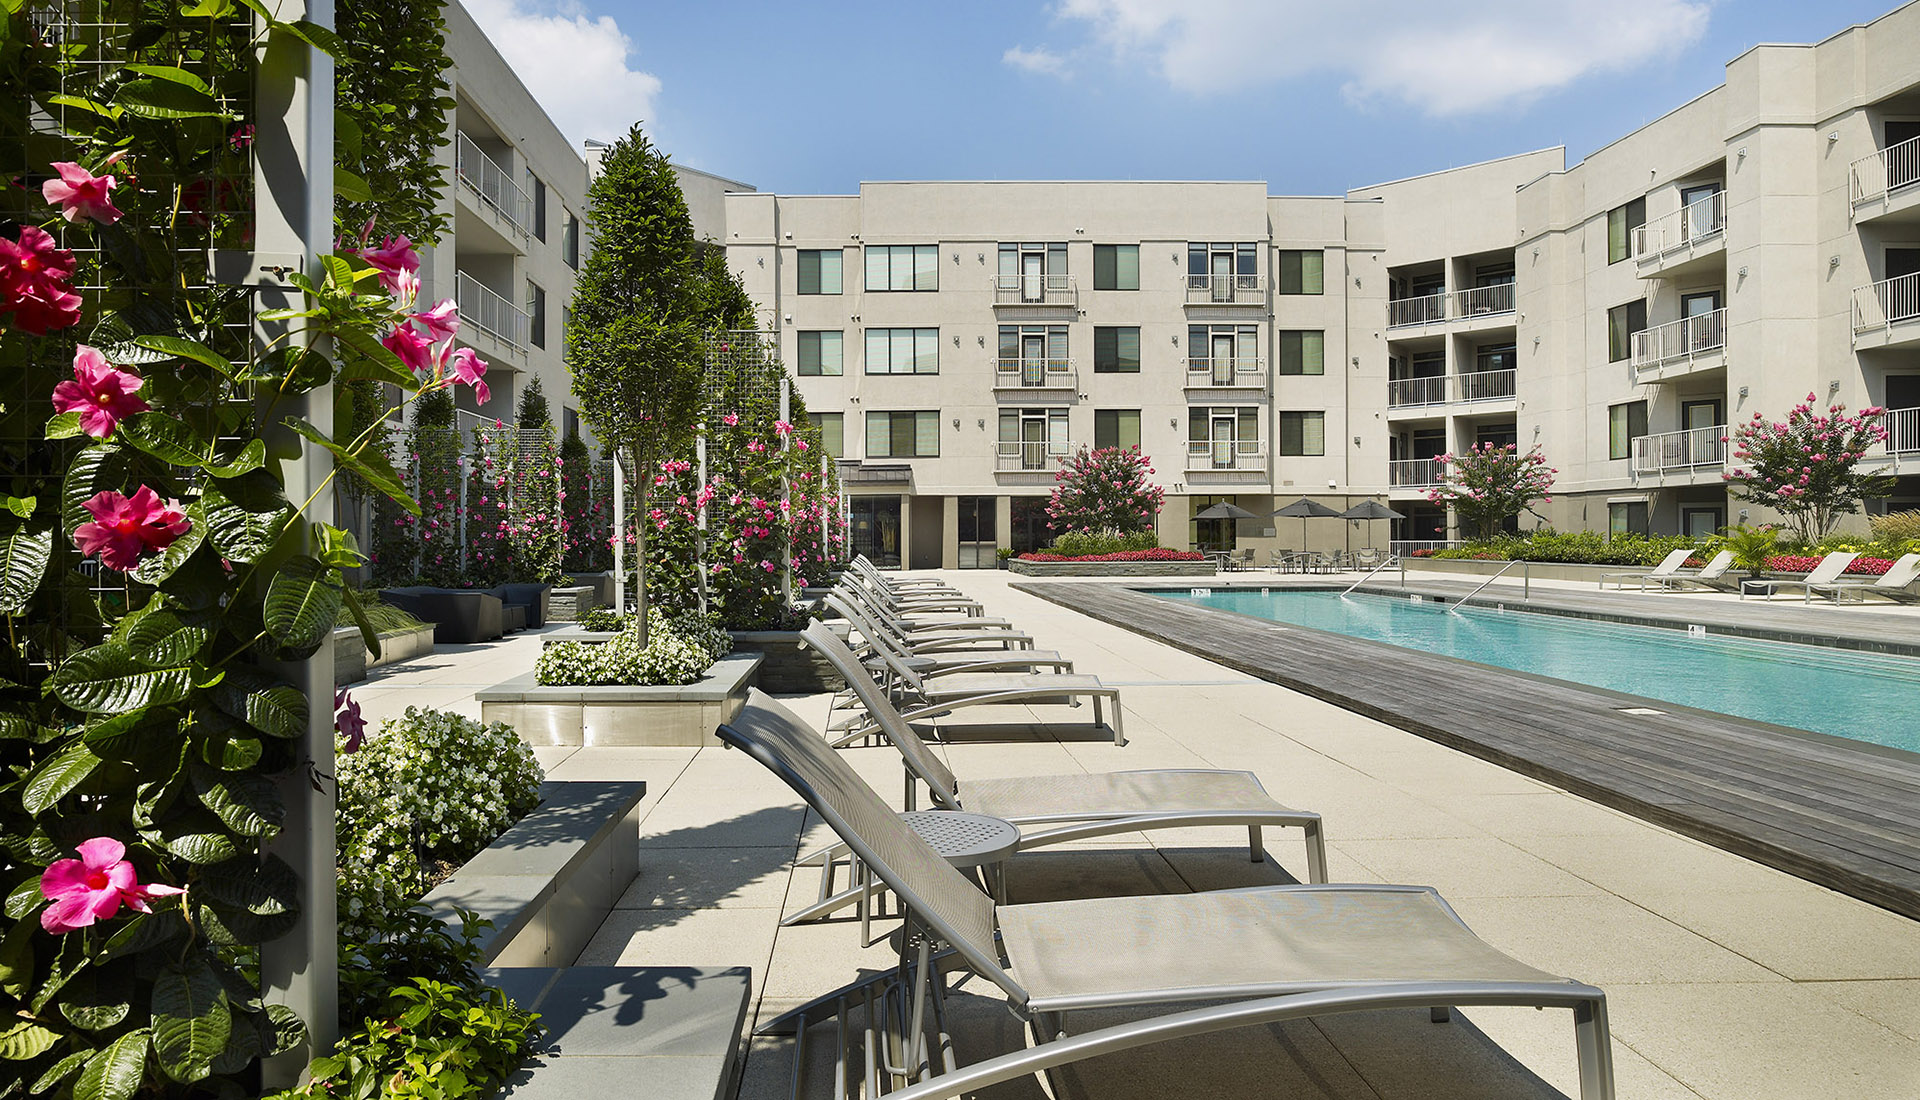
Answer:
xmin=855 ymin=811 xmax=1019 ymax=945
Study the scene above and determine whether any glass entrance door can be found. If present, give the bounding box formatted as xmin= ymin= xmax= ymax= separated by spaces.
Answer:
xmin=849 ymin=496 xmax=902 ymax=568
xmin=1022 ymin=333 xmax=1045 ymax=387
xmin=1022 ymin=251 xmax=1043 ymax=302
xmin=957 ymin=496 xmax=997 ymax=569
xmin=1211 ymin=414 xmax=1235 ymax=468
xmin=1211 ymin=250 xmax=1232 ymax=301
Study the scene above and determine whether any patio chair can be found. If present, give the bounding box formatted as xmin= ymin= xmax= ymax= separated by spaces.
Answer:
xmin=722 ymin=691 xmax=1616 ymax=1100
xmin=1767 ymin=552 xmax=1861 ymax=602
xmin=827 ymin=586 xmax=1023 ymax=640
xmin=827 ymin=596 xmax=1068 ymax=673
xmin=1828 ymin=552 xmax=1920 ymax=602
xmin=1598 ymin=548 xmax=1695 ymax=590
xmin=822 ymin=595 xmax=1036 ymax=656
xmin=849 ymin=555 xmax=956 ymax=594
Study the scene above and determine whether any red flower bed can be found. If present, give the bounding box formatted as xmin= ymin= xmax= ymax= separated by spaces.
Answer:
xmin=1019 ymin=548 xmax=1209 ymax=563
xmin=1766 ymin=554 xmax=1893 ymax=576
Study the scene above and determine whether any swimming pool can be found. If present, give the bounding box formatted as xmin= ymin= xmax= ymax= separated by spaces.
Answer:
xmin=1159 ymin=588 xmax=1920 ymax=753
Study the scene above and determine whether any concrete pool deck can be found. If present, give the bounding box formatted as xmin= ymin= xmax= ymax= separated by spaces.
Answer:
xmin=352 ymin=570 xmax=1920 ymax=1099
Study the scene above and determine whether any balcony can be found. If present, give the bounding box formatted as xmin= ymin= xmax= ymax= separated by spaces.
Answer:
xmin=455 ymin=271 xmax=528 ymax=355
xmin=1387 ymin=458 xmax=1444 ymax=491
xmin=1385 ymin=283 xmax=1514 ymax=329
xmin=1852 ymin=272 xmax=1920 ymax=350
xmin=1185 ymin=440 xmax=1267 ymax=479
xmin=1631 ymin=308 xmax=1727 ymax=383
xmin=1386 ymin=369 xmax=1515 ymax=411
xmin=1631 ymin=425 xmax=1727 ymax=481
xmin=1849 ymin=136 xmax=1920 ymax=223
xmin=1632 ymin=192 xmax=1726 ymax=278
xmin=996 ymin=440 xmax=1074 ymax=473
xmin=991 ymin=358 xmax=1077 ymax=396
xmin=1184 ymin=357 xmax=1266 ymax=393
xmin=1184 ymin=273 xmax=1265 ymax=306
xmin=455 ymin=133 xmax=531 ymax=239
xmin=1866 ymin=406 xmax=1920 ymax=472
xmin=991 ymin=274 xmax=1076 ymax=308
xmin=1388 ymin=292 xmax=1446 ymax=328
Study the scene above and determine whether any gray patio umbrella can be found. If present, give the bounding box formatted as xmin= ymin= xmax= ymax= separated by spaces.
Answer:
xmin=1339 ymin=499 xmax=1405 ymax=549
xmin=1193 ymin=501 xmax=1261 ymax=521
xmin=1271 ymin=497 xmax=1342 ymax=549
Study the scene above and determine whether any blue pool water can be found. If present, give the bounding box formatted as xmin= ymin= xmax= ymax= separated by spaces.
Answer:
xmin=1159 ymin=589 xmax=1920 ymax=754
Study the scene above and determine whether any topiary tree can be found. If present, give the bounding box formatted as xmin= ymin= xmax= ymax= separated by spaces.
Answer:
xmin=1427 ymin=442 xmax=1556 ymax=539
xmin=560 ymin=427 xmax=605 ymax=572
xmin=1045 ymin=446 xmax=1165 ymax=537
xmin=510 ymin=377 xmax=565 ymax=583
xmin=1723 ymin=395 xmax=1893 ymax=545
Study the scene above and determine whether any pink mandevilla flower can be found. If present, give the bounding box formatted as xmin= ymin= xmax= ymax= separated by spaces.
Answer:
xmin=382 ymin=325 xmax=434 ymax=376
xmin=335 ymin=689 xmax=367 ymax=753
xmin=42 ymin=161 xmax=125 ymax=224
xmin=410 ymin=298 xmax=460 ymax=343
xmin=358 ymin=234 xmax=420 ymax=296
xmin=52 ymin=345 xmax=148 ymax=437
xmin=0 ymin=224 xmax=83 ymax=333
xmin=39 ymin=837 xmax=183 ymax=934
xmin=447 ymin=346 xmax=490 ymax=404
xmin=72 ymin=486 xmax=191 ymax=572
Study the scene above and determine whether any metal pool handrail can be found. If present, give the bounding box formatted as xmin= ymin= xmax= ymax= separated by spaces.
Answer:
xmin=1450 ymin=559 xmax=1530 ymax=611
xmin=1341 ymin=554 xmax=1404 ymax=596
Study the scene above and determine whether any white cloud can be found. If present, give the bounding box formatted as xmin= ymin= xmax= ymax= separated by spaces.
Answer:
xmin=1053 ymin=0 xmax=1712 ymax=115
xmin=463 ymin=0 xmax=662 ymax=148
xmin=1003 ymin=45 xmax=1071 ymax=77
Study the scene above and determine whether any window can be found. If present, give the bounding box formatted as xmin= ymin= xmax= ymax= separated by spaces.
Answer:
xmin=1277 ymin=250 xmax=1324 ymax=295
xmin=1277 ymin=330 xmax=1324 ymax=376
xmin=1095 ymin=409 xmax=1141 ymax=450
xmin=1279 ymin=411 xmax=1325 ymax=456
xmin=1189 ymin=407 xmax=1263 ymax=467
xmin=563 ymin=213 xmax=580 ymax=268
xmin=797 ymin=331 xmax=844 ymax=376
xmin=998 ymin=409 xmax=1071 ymax=469
xmin=866 ymin=411 xmax=939 ymax=458
xmin=1188 ymin=242 xmax=1259 ymax=296
xmin=1092 ymin=326 xmax=1140 ymax=373
xmin=813 ymin=412 xmax=844 ymax=458
xmin=1606 ymin=197 xmax=1647 ymax=264
xmin=865 ymin=244 xmax=938 ymax=292
xmin=1190 ymin=324 xmax=1259 ymax=382
xmin=797 ymin=249 xmax=843 ymax=294
xmin=865 ymin=328 xmax=939 ymax=374
xmin=1093 ymin=244 xmax=1139 ymax=291
xmin=1607 ymin=299 xmax=1648 ymax=362
xmin=1475 ymin=343 xmax=1517 ymax=373
xmin=561 ymin=305 xmax=572 ymax=355
xmin=1609 ymin=501 xmax=1650 ymax=539
xmin=562 ymin=405 xmax=579 ymax=441
xmin=1609 ymin=400 xmax=1648 ymax=460
xmin=526 ymin=280 xmax=546 ymax=349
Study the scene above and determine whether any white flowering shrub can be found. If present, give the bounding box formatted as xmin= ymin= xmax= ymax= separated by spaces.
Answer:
xmin=336 ymin=707 xmax=544 ymax=940
xmin=534 ymin=609 xmax=730 ymax=686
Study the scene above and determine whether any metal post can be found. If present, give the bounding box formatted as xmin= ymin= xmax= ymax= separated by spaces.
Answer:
xmin=457 ymin=452 xmax=469 ymax=572
xmin=780 ymin=378 xmax=793 ymax=604
xmin=695 ymin=431 xmax=709 ymax=616
xmin=254 ymin=0 xmax=336 ymax=1084
xmin=611 ymin=452 xmax=626 ymax=617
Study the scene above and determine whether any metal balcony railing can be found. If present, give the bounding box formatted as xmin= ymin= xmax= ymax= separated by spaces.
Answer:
xmin=1631 ymin=308 xmax=1727 ymax=378
xmin=1184 ymin=273 xmax=1265 ymax=304
xmin=996 ymin=440 xmax=1074 ymax=471
xmin=1450 ymin=282 xmax=1515 ymax=319
xmin=1185 ymin=357 xmax=1265 ymax=387
xmin=1390 ymin=539 xmax=1459 ymax=559
xmin=1851 ymin=134 xmax=1920 ymax=206
xmin=1387 ymin=370 xmax=1515 ymax=408
xmin=1631 ymin=191 xmax=1726 ymax=260
xmin=455 ymin=271 xmax=528 ymax=351
xmin=991 ymin=273 xmax=1076 ymax=306
xmin=1387 ymin=375 xmax=1448 ymax=408
xmin=1184 ymin=440 xmax=1266 ymax=471
xmin=1388 ymin=292 xmax=1447 ymax=327
xmin=1388 ymin=458 xmax=1444 ymax=488
xmin=1853 ymin=271 xmax=1920 ymax=333
xmin=991 ymin=358 xmax=1077 ymax=390
xmin=1456 ymin=368 xmax=1516 ymax=402
xmin=1631 ymin=425 xmax=1727 ymax=477
xmin=455 ymin=133 xmax=531 ymax=236
xmin=1878 ymin=406 xmax=1920 ymax=454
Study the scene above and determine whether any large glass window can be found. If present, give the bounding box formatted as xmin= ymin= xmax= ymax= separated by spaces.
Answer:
xmin=1609 ymin=501 xmax=1650 ymax=539
xmin=1277 ymin=330 xmax=1324 ymax=376
xmin=865 ymin=411 xmax=940 ymax=458
xmin=866 ymin=244 xmax=939 ymax=292
xmin=562 ymin=213 xmax=580 ymax=268
xmin=1095 ymin=409 xmax=1142 ymax=450
xmin=1278 ymin=411 xmax=1325 ymax=456
xmin=865 ymin=328 xmax=939 ymax=374
xmin=1092 ymin=326 xmax=1140 ymax=373
xmin=1189 ymin=406 xmax=1263 ymax=467
xmin=998 ymin=409 xmax=1071 ymax=469
xmin=527 ymin=172 xmax=547 ymax=242
xmin=797 ymin=331 xmax=844 ymax=376
xmin=1188 ymin=242 xmax=1259 ymax=297
xmin=1277 ymin=250 xmax=1324 ymax=295
xmin=1092 ymin=244 xmax=1139 ymax=290
xmin=1475 ymin=342 xmax=1517 ymax=373
xmin=797 ymin=249 xmax=843 ymax=295
xmin=1607 ymin=299 xmax=1648 ymax=362
xmin=1189 ymin=324 xmax=1259 ymax=383
xmin=813 ymin=412 xmax=844 ymax=458
xmin=1609 ymin=400 xmax=1648 ymax=460
xmin=1607 ymin=198 xmax=1647 ymax=264
xmin=526 ymin=280 xmax=546 ymax=349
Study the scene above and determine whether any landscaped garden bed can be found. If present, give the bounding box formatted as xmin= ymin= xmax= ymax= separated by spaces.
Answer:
xmin=476 ymin=651 xmax=762 ymax=746
xmin=1010 ymin=556 xmax=1217 ymax=577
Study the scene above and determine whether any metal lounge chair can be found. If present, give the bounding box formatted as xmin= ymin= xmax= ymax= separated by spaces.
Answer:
xmin=1819 ymin=552 xmax=1920 ymax=602
xmin=855 ymin=634 xmax=1125 ymax=747
xmin=1598 ymin=547 xmax=1695 ymax=590
xmin=830 ymin=599 xmax=1072 ymax=676
xmin=1767 ymin=551 xmax=1860 ymax=602
xmin=849 ymin=555 xmax=957 ymax=594
xmin=722 ymin=691 xmax=1616 ymax=1100
xmin=823 ymin=593 xmax=1031 ymax=651
xmin=1642 ymin=549 xmax=1736 ymax=591
xmin=833 ymin=581 xmax=1014 ymax=633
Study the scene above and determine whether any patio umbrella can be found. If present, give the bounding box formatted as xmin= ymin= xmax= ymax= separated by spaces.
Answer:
xmin=1339 ymin=499 xmax=1404 ymax=549
xmin=1271 ymin=497 xmax=1342 ymax=550
xmin=1193 ymin=501 xmax=1261 ymax=521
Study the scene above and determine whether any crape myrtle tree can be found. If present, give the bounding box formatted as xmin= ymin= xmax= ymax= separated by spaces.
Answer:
xmin=1722 ymin=395 xmax=1893 ymax=544
xmin=567 ymin=124 xmax=743 ymax=644
xmin=1045 ymin=446 xmax=1166 ymax=536
xmin=1426 ymin=442 xmax=1556 ymax=539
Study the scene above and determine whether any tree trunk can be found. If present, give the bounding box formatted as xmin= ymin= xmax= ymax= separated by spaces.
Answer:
xmin=631 ymin=442 xmax=650 ymax=647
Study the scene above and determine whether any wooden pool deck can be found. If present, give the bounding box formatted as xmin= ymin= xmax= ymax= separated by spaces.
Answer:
xmin=1015 ymin=578 xmax=1920 ymax=921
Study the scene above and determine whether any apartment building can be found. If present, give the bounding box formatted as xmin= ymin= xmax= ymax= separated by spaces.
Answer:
xmin=724 ymin=2 xmax=1920 ymax=569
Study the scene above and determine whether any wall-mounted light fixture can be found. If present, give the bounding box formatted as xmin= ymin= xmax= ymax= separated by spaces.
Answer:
xmin=976 ymin=418 xmax=985 ymax=429
xmin=1171 ymin=334 xmax=1180 ymax=346
xmin=1737 ymin=266 xmax=1749 ymax=278
xmin=1351 ymin=356 xmax=1360 ymax=368
xmin=782 ymin=313 xmax=792 ymax=325
xmin=952 ymin=335 xmax=960 ymax=346
xmin=1533 ymin=336 xmax=1541 ymax=348
xmin=783 ymin=231 xmax=792 ymax=239
xmin=1828 ymin=132 xmax=1840 ymax=144
xmin=976 ymin=334 xmax=986 ymax=347
xmin=1829 ymin=380 xmax=1841 ymax=394
xmin=1736 ymin=147 xmax=1747 ymax=161
xmin=1738 ymin=385 xmax=1749 ymax=398
xmin=976 ymin=252 xmax=984 ymax=263
xmin=951 ymin=253 xmax=959 ymax=264
xmin=1353 ymin=436 xmax=1362 ymax=448
xmin=1074 ymin=227 xmax=1086 ymax=234
xmin=1353 ymin=276 xmax=1362 ymax=288
xmin=1829 ymin=255 xmax=1842 ymax=268
xmin=756 ymin=257 xmax=764 ymax=267
xmin=1531 ymin=247 xmax=1540 ymax=259
xmin=951 ymin=418 xmax=960 ymax=429
xmin=1169 ymin=418 xmax=1179 ymax=429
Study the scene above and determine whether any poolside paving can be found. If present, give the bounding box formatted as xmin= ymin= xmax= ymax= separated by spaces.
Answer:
xmin=352 ymin=570 xmax=1920 ymax=1099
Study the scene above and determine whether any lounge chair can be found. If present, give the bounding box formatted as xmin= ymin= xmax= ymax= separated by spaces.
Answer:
xmin=828 ymin=597 xmax=1070 ymax=674
xmin=722 ymin=692 xmax=1616 ymax=1100
xmin=849 ymin=554 xmax=954 ymax=593
xmin=826 ymin=588 xmax=1024 ymax=642
xmin=1643 ymin=550 xmax=1736 ymax=592
xmin=1766 ymin=552 xmax=1861 ymax=602
xmin=1780 ymin=551 xmax=1920 ymax=602
xmin=1599 ymin=548 xmax=1695 ymax=590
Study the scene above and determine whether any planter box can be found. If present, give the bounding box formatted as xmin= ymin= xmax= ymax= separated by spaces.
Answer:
xmin=369 ymin=623 xmax=436 ymax=670
xmin=333 ymin=627 xmax=366 ymax=686
xmin=334 ymin=623 xmax=438 ymax=686
xmin=565 ymin=571 xmax=616 ymax=608
xmin=422 ymin=780 xmax=647 ymax=967
xmin=546 ymin=585 xmax=599 ymax=622
xmin=729 ymin=630 xmax=843 ymax=693
xmin=477 ymin=652 xmax=764 ymax=747
xmin=1008 ymin=558 xmax=1217 ymax=577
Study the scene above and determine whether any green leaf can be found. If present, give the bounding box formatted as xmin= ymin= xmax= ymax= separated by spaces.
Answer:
xmin=204 ymin=439 xmax=266 ymax=479
xmin=50 ymin=643 xmax=194 ymax=714
xmin=0 ymin=715 xmax=62 ymax=742
xmin=0 ymin=523 xmax=53 ymax=614
xmin=278 ymin=17 xmax=344 ymax=56
xmin=46 ymin=93 xmax=122 ymax=120
xmin=0 ymin=1019 xmax=61 ymax=1061
xmin=22 ymin=741 xmax=102 ymax=815
xmin=5 ymin=877 xmax=44 ymax=922
xmin=62 ymin=445 xmax=126 ymax=535
xmin=114 ymin=77 xmax=225 ymax=119
xmin=119 ymin=412 xmax=210 ymax=466
xmin=178 ymin=0 xmax=235 ymax=16
xmin=128 ymin=505 xmax=207 ymax=586
xmin=314 ymin=523 xmax=365 ymax=570
xmin=74 ymin=1029 xmax=148 ymax=1100
xmin=152 ymin=961 xmax=231 ymax=1082
xmin=122 ymin=606 xmax=215 ymax=667
xmin=32 ymin=1047 xmax=95 ymax=1093
xmin=130 ymin=335 xmax=235 ymax=378
xmin=201 ymin=473 xmax=292 ymax=564
xmin=264 ymin=1004 xmax=306 ymax=1056
xmin=57 ymin=969 xmax=130 ymax=1031
xmin=190 ymin=765 xmax=283 ymax=837
xmin=165 ymin=832 xmax=238 ymax=864
xmin=340 ymin=585 xmax=381 ymax=661
xmin=213 ymin=668 xmax=307 ymax=740
xmin=47 ymin=411 xmax=85 ymax=439
xmin=120 ymin=63 xmax=212 ymax=95
xmin=333 ymin=165 xmax=372 ymax=204
xmin=263 ymin=555 xmax=343 ymax=659
xmin=103 ymin=910 xmax=187 ymax=960
xmin=320 ymin=253 xmax=355 ymax=291
xmin=332 ymin=324 xmax=416 ymax=388
xmin=284 ymin=417 xmax=415 ymax=513
xmin=0 ymin=494 xmax=34 ymax=518
xmin=199 ymin=855 xmax=298 ymax=920
xmin=0 ymin=913 xmax=38 ymax=997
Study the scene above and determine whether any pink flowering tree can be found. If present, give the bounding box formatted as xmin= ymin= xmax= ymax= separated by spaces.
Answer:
xmin=1722 ymin=395 xmax=1893 ymax=544
xmin=1045 ymin=446 xmax=1166 ymax=537
xmin=1427 ymin=443 xmax=1557 ymax=539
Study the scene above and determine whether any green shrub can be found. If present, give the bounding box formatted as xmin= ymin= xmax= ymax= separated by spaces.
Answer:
xmin=1048 ymin=529 xmax=1158 ymax=557
xmin=535 ymin=609 xmax=731 ymax=686
xmin=338 ymin=595 xmax=429 ymax=635
xmin=577 ymin=606 xmax=625 ymax=632
xmin=1870 ymin=509 xmax=1920 ymax=544
xmin=1432 ymin=529 xmax=1703 ymax=566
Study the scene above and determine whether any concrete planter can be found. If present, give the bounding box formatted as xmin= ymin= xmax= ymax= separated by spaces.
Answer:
xmin=546 ymin=584 xmax=599 ymax=622
xmin=477 ymin=652 xmax=764 ymax=747
xmin=565 ymin=571 xmax=616 ymax=608
xmin=422 ymin=780 xmax=647 ymax=967
xmin=729 ymin=630 xmax=843 ymax=693
xmin=1008 ymin=558 xmax=1217 ymax=577
xmin=542 ymin=627 xmax=619 ymax=646
xmin=333 ymin=623 xmax=438 ymax=686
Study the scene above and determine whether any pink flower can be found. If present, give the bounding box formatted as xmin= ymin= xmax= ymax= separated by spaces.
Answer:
xmin=42 ymin=161 xmax=125 ymax=225
xmin=39 ymin=838 xmax=183 ymax=934
xmin=447 ymin=346 xmax=490 ymax=404
xmin=0 ymin=225 xmax=83 ymax=334
xmin=52 ymin=345 xmax=147 ymax=437
xmin=774 ymin=419 xmax=794 ymax=438
xmin=335 ymin=688 xmax=367 ymax=753
xmin=72 ymin=486 xmax=191 ymax=571
xmin=358 ymin=234 xmax=420 ymax=296
xmin=228 ymin=124 xmax=255 ymax=152
xmin=722 ymin=413 xmax=740 ymax=427
xmin=410 ymin=298 xmax=460 ymax=343
xmin=382 ymin=325 xmax=434 ymax=376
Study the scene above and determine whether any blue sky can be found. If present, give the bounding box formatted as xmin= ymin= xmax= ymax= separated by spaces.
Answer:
xmin=467 ymin=0 xmax=1908 ymax=196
